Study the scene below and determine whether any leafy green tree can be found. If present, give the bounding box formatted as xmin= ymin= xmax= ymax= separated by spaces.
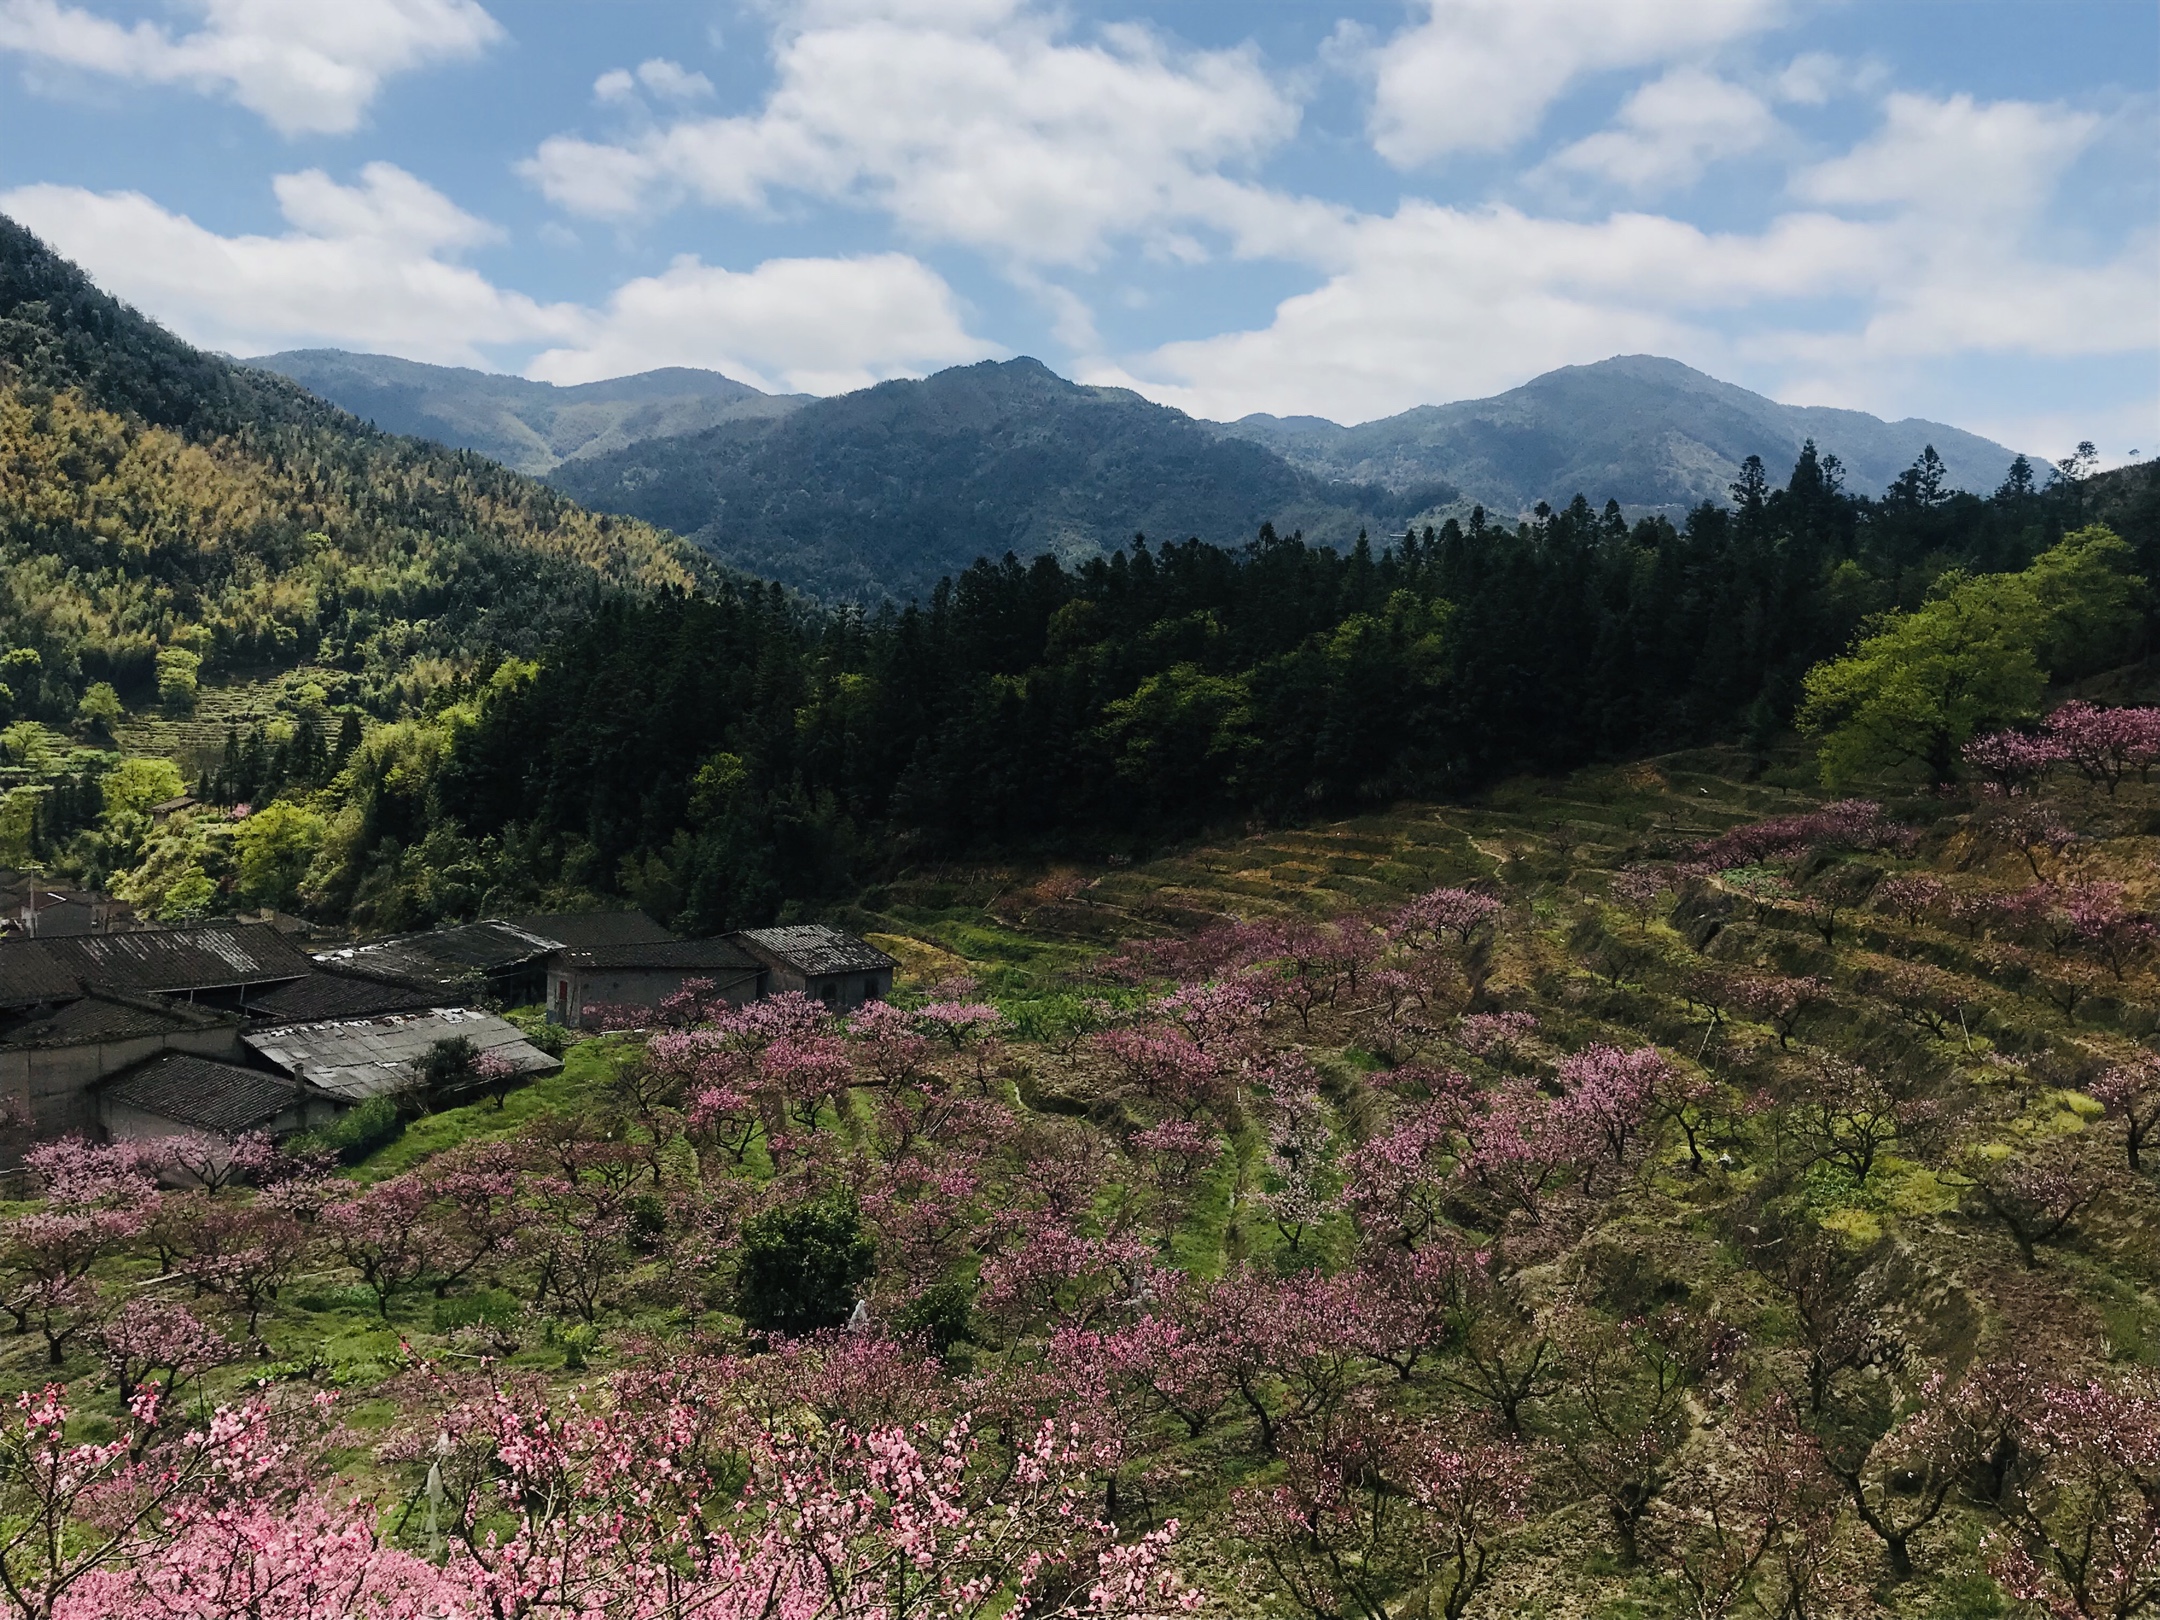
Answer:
xmin=735 ymin=1200 xmax=877 ymax=1337
xmin=154 ymin=647 xmax=200 ymax=712
xmin=232 ymin=801 xmax=327 ymax=911
xmin=100 ymin=756 xmax=186 ymax=818
xmin=74 ymin=682 xmax=122 ymax=736
xmin=1798 ymin=528 xmax=2142 ymax=787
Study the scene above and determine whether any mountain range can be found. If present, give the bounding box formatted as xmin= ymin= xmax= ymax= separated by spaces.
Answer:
xmin=250 ymin=347 xmax=2027 ymax=601
xmin=250 ymin=349 xmax=805 ymax=477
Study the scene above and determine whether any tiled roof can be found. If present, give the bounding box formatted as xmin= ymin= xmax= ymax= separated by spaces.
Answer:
xmin=243 ymin=969 xmax=437 ymax=1023
xmin=40 ymin=923 xmax=313 ymax=994
xmin=100 ymin=1053 xmax=298 ymax=1135
xmin=311 ymin=921 xmax=561 ymax=990
xmin=735 ymin=925 xmax=896 ymax=977
xmin=0 ymin=991 xmax=234 ymax=1051
xmin=561 ymin=937 xmax=759 ymax=972
xmin=0 ymin=940 xmax=81 ymax=1009
xmin=245 ymin=1007 xmax=562 ymax=1102
xmin=501 ymin=911 xmax=675 ymax=951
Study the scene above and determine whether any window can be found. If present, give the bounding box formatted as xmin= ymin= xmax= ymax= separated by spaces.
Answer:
xmin=819 ymin=980 xmax=837 ymax=1004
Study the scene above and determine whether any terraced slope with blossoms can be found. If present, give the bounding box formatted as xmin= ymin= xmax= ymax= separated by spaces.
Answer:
xmin=1 ymin=707 xmax=2156 ymax=1617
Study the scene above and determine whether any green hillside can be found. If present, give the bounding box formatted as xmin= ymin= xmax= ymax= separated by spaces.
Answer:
xmin=0 ymin=213 xmax=710 ymax=731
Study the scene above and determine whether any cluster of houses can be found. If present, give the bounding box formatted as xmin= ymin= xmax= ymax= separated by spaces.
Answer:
xmin=0 ymin=907 xmax=895 ymax=1159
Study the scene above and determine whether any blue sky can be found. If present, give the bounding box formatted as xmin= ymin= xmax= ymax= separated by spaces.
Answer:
xmin=0 ymin=0 xmax=2152 ymax=458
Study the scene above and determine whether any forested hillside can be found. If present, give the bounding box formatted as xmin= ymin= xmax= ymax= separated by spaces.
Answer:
xmin=547 ymin=357 xmax=1447 ymax=599
xmin=284 ymin=445 xmax=2154 ymax=935
xmin=0 ymin=215 xmax=707 ymax=729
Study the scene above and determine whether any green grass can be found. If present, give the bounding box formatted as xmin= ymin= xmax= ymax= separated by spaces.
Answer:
xmin=352 ymin=1034 xmax=630 ymax=1179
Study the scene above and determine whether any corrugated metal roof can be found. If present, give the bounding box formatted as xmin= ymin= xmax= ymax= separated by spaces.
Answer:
xmin=244 ymin=1007 xmax=562 ymax=1102
xmin=40 ymin=923 xmax=313 ymax=994
xmin=100 ymin=1053 xmax=298 ymax=1135
xmin=502 ymin=911 xmax=676 ymax=951
xmin=736 ymin=925 xmax=896 ymax=977
xmin=311 ymin=921 xmax=560 ymax=990
xmin=562 ymin=937 xmax=759 ymax=972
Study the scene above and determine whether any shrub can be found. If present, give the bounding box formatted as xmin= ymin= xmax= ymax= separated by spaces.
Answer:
xmin=896 ymin=1279 xmax=976 ymax=1355
xmin=735 ymin=1200 xmax=876 ymax=1337
xmin=286 ymin=1096 xmax=403 ymax=1166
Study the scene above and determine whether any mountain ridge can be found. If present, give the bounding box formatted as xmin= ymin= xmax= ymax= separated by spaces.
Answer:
xmin=255 ymin=346 xmax=2029 ymax=600
xmin=544 ymin=356 xmax=1449 ymax=600
xmin=248 ymin=348 xmax=808 ymax=476
xmin=1214 ymin=353 xmax=2025 ymax=517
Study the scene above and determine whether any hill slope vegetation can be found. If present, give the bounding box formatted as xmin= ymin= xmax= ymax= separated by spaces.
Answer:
xmin=0 ymin=214 xmax=707 ymax=728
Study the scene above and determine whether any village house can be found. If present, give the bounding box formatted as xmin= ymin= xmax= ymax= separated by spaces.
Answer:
xmin=735 ymin=924 xmax=896 ymax=1012
xmin=545 ymin=936 xmax=761 ymax=1026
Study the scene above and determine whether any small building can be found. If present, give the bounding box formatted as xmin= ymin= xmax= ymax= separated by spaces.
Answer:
xmin=735 ymin=925 xmax=896 ymax=1012
xmin=98 ymin=1051 xmax=322 ymax=1146
xmin=0 ymin=992 xmax=244 ymax=1137
xmin=2 ymin=883 xmax=134 ymax=939
xmin=546 ymin=937 xmax=761 ymax=1026
xmin=244 ymin=1007 xmax=561 ymax=1106
xmin=311 ymin=912 xmax=673 ymax=1007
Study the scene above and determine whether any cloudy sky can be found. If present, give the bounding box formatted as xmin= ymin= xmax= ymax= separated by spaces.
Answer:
xmin=0 ymin=0 xmax=2152 ymax=455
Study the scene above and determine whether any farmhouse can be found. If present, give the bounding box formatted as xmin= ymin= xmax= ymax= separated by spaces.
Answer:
xmin=545 ymin=936 xmax=761 ymax=1026
xmin=736 ymin=924 xmax=896 ymax=1012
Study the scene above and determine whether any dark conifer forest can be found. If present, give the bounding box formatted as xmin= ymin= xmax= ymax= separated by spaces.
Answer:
xmin=421 ymin=453 xmax=2155 ymax=935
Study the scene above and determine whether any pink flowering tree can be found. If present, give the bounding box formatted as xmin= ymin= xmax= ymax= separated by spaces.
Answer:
xmin=1987 ymin=1368 xmax=2160 ymax=1619
xmin=1233 ymin=1406 xmax=1530 ymax=1620
xmin=1389 ymin=887 xmax=1502 ymax=951
xmin=2090 ymin=1056 xmax=2160 ymax=1172
xmin=1964 ymin=727 xmax=2070 ymax=794
xmin=2044 ymin=699 xmax=2160 ymax=793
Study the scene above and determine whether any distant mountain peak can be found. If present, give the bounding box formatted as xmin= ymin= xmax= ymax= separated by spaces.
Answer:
xmin=246 ymin=349 xmax=803 ymax=474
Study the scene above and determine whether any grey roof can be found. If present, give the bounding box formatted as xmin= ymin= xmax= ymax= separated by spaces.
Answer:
xmin=735 ymin=924 xmax=896 ymax=977
xmin=245 ymin=1007 xmax=562 ymax=1102
xmin=0 ymin=990 xmax=234 ymax=1051
xmin=40 ymin=924 xmax=313 ymax=995
xmin=243 ymin=969 xmax=437 ymax=1023
xmin=100 ymin=1053 xmax=298 ymax=1136
xmin=501 ymin=911 xmax=675 ymax=951
xmin=0 ymin=940 xmax=81 ymax=1009
xmin=561 ymin=937 xmax=759 ymax=973
xmin=311 ymin=920 xmax=561 ymax=990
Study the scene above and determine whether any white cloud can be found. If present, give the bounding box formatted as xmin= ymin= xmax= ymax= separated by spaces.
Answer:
xmin=521 ymin=0 xmax=1298 ymax=269
xmin=1549 ymin=66 xmax=1777 ymax=191
xmin=0 ymin=0 xmax=501 ymax=136
xmin=1794 ymin=90 xmax=2098 ymax=219
xmin=0 ymin=166 xmax=570 ymax=364
xmin=1094 ymin=92 xmax=2155 ymax=425
xmin=1366 ymin=0 xmax=1781 ymax=167
xmin=596 ymin=56 xmax=714 ymax=105
xmin=526 ymin=253 xmax=1000 ymax=394
xmin=0 ymin=169 xmax=996 ymax=391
